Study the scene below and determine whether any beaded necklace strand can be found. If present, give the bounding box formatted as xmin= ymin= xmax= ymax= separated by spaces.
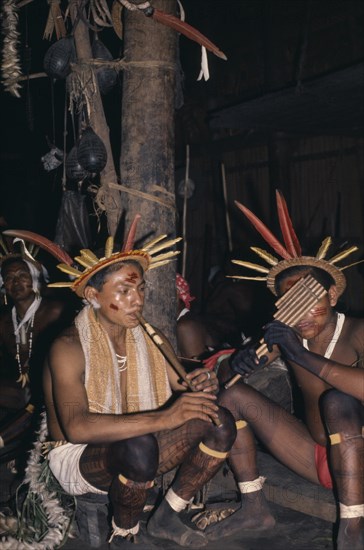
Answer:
xmin=11 ymin=296 xmax=42 ymax=387
xmin=115 ymin=353 xmax=128 ymax=373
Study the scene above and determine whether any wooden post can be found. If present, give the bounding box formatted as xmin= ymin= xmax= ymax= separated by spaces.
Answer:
xmin=119 ymin=0 xmax=178 ymax=345
xmin=69 ymin=0 xmax=122 ymax=237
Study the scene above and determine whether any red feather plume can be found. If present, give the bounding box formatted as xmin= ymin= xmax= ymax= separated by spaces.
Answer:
xmin=3 ymin=230 xmax=73 ymax=265
xmin=122 ymin=214 xmax=141 ymax=252
xmin=275 ymin=190 xmax=302 ymax=257
xmin=234 ymin=200 xmax=292 ymax=260
xmin=151 ymin=9 xmax=227 ymax=60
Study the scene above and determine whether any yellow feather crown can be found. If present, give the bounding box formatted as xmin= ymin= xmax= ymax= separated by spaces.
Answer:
xmin=232 ymin=191 xmax=361 ymax=297
xmin=4 ymin=215 xmax=181 ymax=298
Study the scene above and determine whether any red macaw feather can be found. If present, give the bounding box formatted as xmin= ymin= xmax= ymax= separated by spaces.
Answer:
xmin=234 ymin=200 xmax=292 ymax=260
xmin=275 ymin=190 xmax=302 ymax=257
xmin=122 ymin=214 xmax=141 ymax=252
xmin=151 ymin=9 xmax=227 ymax=60
xmin=3 ymin=230 xmax=73 ymax=265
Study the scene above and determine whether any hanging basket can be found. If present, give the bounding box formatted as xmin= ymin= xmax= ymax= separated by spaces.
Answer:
xmin=77 ymin=127 xmax=107 ymax=173
xmin=66 ymin=145 xmax=88 ymax=181
xmin=92 ymin=38 xmax=118 ymax=95
xmin=43 ymin=36 xmax=75 ymax=79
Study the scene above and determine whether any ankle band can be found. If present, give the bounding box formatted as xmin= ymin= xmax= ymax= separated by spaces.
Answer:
xmin=199 ymin=442 xmax=228 ymax=459
xmin=118 ymin=474 xmax=154 ymax=489
xmin=339 ymin=503 xmax=364 ymax=518
xmin=109 ymin=518 xmax=139 ymax=542
xmin=165 ymin=487 xmax=191 ymax=512
xmin=236 ymin=420 xmax=247 ymax=430
xmin=238 ymin=476 xmax=266 ymax=494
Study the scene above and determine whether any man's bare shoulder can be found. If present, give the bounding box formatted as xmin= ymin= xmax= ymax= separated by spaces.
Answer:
xmin=38 ymin=297 xmax=72 ymax=323
xmin=51 ymin=324 xmax=81 ymax=352
xmin=48 ymin=324 xmax=85 ymax=379
xmin=345 ymin=315 xmax=364 ymax=335
xmin=343 ymin=316 xmax=364 ymax=362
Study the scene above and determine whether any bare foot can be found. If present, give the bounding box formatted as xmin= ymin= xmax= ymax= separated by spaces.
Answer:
xmin=147 ymin=499 xmax=208 ymax=547
xmin=337 ymin=517 xmax=364 ymax=550
xmin=204 ymin=490 xmax=275 ymax=541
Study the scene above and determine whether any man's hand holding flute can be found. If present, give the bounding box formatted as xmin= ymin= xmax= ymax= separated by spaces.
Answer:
xmin=184 ymin=367 xmax=219 ymax=395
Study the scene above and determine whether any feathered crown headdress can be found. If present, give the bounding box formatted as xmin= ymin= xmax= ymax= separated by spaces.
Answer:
xmin=4 ymin=215 xmax=181 ymax=298
xmin=0 ymin=234 xmax=46 ymax=292
xmin=232 ymin=189 xmax=360 ymax=297
xmin=0 ymin=233 xmax=40 ymax=267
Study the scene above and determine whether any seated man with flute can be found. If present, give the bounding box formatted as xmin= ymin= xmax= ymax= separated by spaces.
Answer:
xmin=4 ymin=217 xmax=236 ymax=548
xmin=205 ymin=191 xmax=364 ymax=550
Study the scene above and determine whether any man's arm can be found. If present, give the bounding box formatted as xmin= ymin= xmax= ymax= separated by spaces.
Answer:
xmin=152 ymin=326 xmax=219 ymax=394
xmin=48 ymin=335 xmax=220 ymax=445
xmin=263 ymin=321 xmax=364 ymax=402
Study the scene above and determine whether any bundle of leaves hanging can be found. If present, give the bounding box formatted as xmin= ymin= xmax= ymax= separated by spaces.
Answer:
xmin=1 ymin=0 xmax=23 ymax=97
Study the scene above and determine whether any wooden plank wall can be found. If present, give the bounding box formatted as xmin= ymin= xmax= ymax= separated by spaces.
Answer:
xmin=180 ymin=135 xmax=364 ymax=314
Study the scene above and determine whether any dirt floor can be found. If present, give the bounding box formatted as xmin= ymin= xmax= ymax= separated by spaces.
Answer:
xmin=1 ymin=452 xmax=337 ymax=550
xmin=61 ymin=502 xmax=335 ymax=550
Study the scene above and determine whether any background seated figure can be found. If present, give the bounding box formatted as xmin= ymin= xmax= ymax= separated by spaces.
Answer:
xmin=0 ymin=240 xmax=73 ymax=504
xmin=176 ymin=272 xmax=217 ymax=360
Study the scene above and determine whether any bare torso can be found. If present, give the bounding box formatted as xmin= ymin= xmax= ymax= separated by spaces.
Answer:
xmin=289 ymin=316 xmax=364 ymax=445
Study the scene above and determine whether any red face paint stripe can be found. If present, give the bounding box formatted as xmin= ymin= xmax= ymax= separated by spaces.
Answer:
xmin=110 ymin=303 xmax=119 ymax=310
xmin=125 ymin=272 xmax=138 ymax=283
xmin=311 ymin=307 xmax=327 ymax=317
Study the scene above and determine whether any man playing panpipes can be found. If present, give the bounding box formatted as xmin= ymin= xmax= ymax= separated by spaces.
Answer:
xmin=7 ymin=218 xmax=236 ymax=548
xmin=204 ymin=191 xmax=364 ymax=550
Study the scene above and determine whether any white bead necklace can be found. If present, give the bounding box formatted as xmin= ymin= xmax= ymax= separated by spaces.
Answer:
xmin=302 ymin=313 xmax=345 ymax=359
xmin=13 ymin=312 xmax=35 ymax=388
xmin=115 ymin=354 xmax=128 ymax=373
xmin=11 ymin=296 xmax=42 ymax=388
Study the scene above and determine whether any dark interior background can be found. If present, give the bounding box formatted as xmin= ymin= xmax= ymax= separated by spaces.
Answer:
xmin=1 ymin=0 xmax=363 ymax=314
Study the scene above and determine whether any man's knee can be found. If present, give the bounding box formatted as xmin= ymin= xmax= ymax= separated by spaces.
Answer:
xmin=205 ymin=406 xmax=237 ymax=451
xmin=320 ymin=389 xmax=362 ymax=428
xmin=109 ymin=435 xmax=159 ymax=481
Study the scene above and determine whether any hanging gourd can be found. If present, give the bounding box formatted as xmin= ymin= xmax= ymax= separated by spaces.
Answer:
xmin=77 ymin=126 xmax=107 ymax=173
xmin=65 ymin=145 xmax=88 ymax=181
xmin=43 ymin=36 xmax=75 ymax=79
xmin=91 ymin=37 xmax=118 ymax=95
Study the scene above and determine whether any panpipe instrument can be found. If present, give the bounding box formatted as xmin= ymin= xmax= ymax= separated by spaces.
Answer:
xmin=136 ymin=313 xmax=222 ymax=427
xmin=225 ymin=274 xmax=327 ymax=389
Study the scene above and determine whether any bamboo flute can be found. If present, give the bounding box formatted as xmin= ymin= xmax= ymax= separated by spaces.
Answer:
xmin=136 ymin=313 xmax=222 ymax=427
xmin=225 ymin=275 xmax=327 ymax=389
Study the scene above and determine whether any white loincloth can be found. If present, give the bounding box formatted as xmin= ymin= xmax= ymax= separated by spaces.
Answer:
xmin=48 ymin=442 xmax=107 ymax=496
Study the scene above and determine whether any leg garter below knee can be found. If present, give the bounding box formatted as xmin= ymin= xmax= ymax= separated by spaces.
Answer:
xmin=236 ymin=420 xmax=248 ymax=430
xmin=118 ymin=473 xmax=154 ymax=489
xmin=340 ymin=503 xmax=364 ymax=518
xmin=199 ymin=442 xmax=229 ymax=459
xmin=329 ymin=427 xmax=364 ymax=445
